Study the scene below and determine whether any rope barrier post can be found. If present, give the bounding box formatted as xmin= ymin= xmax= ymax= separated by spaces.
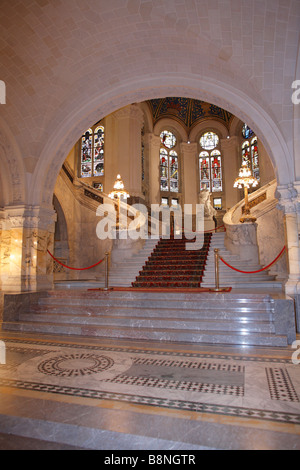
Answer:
xmin=104 ymin=252 xmax=110 ymax=291
xmin=209 ymin=248 xmax=229 ymax=292
xmin=214 ymin=248 xmax=220 ymax=291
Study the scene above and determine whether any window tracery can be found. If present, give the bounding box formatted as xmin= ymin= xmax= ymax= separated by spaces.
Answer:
xmin=241 ymin=124 xmax=259 ymax=181
xmin=80 ymin=125 xmax=105 ymax=178
xmin=199 ymin=131 xmax=222 ymax=192
xmin=160 ymin=130 xmax=179 ymax=193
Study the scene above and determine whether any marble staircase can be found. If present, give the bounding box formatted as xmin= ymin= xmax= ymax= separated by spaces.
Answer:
xmin=2 ymin=289 xmax=295 ymax=347
xmin=55 ymin=239 xmax=159 ymax=289
xmin=132 ymin=233 xmax=211 ymax=288
xmin=201 ymin=232 xmax=283 ymax=289
xmin=107 ymin=239 xmax=159 ymax=287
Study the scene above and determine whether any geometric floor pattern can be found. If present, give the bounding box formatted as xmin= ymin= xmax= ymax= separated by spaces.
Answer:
xmin=0 ymin=331 xmax=299 ymax=450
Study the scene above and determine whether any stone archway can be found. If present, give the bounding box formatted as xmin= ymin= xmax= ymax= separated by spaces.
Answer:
xmin=30 ymin=74 xmax=294 ymax=210
xmin=2 ymin=74 xmax=299 ymax=294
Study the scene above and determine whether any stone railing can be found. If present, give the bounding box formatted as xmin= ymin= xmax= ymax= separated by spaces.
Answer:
xmin=223 ymin=179 xmax=282 ymax=267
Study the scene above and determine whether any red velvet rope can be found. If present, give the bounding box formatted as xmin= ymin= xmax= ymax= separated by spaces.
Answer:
xmin=203 ymin=224 xmax=226 ymax=233
xmin=219 ymin=246 xmax=286 ymax=274
xmin=47 ymin=250 xmax=105 ymax=271
xmin=176 ymin=225 xmax=226 ymax=235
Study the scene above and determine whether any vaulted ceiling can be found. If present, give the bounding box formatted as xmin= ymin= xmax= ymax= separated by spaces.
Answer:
xmin=147 ymin=98 xmax=233 ymax=131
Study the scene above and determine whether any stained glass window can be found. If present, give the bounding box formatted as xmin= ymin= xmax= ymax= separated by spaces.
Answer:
xmin=169 ymin=151 xmax=178 ymax=192
xmin=93 ymin=182 xmax=103 ymax=191
xmin=241 ymin=124 xmax=260 ymax=182
xmin=242 ymin=123 xmax=254 ymax=139
xmin=242 ymin=141 xmax=251 ymax=166
xmin=80 ymin=125 xmax=105 ymax=178
xmin=210 ymin=150 xmax=222 ymax=192
xmin=160 ymin=130 xmax=176 ymax=149
xmin=93 ymin=126 xmax=104 ymax=176
xmin=81 ymin=129 xmax=93 ymax=177
xmin=199 ymin=151 xmax=210 ymax=191
xmin=159 ymin=130 xmax=179 ymax=194
xmin=160 ymin=148 xmax=169 ymax=191
xmin=199 ymin=133 xmax=222 ymax=192
xmin=200 ymin=131 xmax=219 ymax=150
xmin=251 ymin=136 xmax=260 ymax=180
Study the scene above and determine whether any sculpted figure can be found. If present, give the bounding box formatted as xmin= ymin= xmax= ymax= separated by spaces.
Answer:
xmin=199 ymin=184 xmax=216 ymax=219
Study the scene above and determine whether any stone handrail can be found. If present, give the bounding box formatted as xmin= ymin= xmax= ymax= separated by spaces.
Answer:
xmin=223 ymin=179 xmax=277 ymax=262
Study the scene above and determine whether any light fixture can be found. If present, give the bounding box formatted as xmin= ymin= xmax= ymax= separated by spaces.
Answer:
xmin=108 ymin=174 xmax=130 ymax=228
xmin=234 ymin=162 xmax=259 ymax=223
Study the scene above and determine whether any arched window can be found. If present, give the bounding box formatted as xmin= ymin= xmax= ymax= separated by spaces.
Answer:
xmin=159 ymin=130 xmax=179 ymax=193
xmin=251 ymin=136 xmax=259 ymax=180
xmin=80 ymin=125 xmax=105 ymax=178
xmin=242 ymin=123 xmax=254 ymax=139
xmin=199 ymin=132 xmax=222 ymax=192
xmin=81 ymin=128 xmax=93 ymax=177
xmin=242 ymin=141 xmax=251 ymax=167
xmin=241 ymin=124 xmax=260 ymax=181
xmin=200 ymin=131 xmax=219 ymax=150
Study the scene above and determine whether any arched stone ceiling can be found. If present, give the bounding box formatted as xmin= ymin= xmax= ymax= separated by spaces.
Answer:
xmin=147 ymin=98 xmax=233 ymax=131
xmin=0 ymin=0 xmax=299 ymax=206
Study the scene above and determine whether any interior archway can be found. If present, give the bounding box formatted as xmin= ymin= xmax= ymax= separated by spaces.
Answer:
xmin=29 ymin=75 xmax=293 ymax=210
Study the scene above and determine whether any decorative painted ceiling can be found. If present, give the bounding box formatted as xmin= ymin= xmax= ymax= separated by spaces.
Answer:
xmin=147 ymin=97 xmax=233 ymax=131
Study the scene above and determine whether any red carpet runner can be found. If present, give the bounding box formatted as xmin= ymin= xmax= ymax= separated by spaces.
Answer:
xmin=132 ymin=233 xmax=212 ymax=288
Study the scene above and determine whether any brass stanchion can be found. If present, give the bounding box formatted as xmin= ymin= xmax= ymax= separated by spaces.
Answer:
xmin=214 ymin=248 xmax=221 ymax=291
xmin=209 ymin=248 xmax=229 ymax=292
xmin=103 ymin=252 xmax=112 ymax=291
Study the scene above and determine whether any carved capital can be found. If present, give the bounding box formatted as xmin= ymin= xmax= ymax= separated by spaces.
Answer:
xmin=276 ymin=185 xmax=298 ymax=214
xmin=114 ymin=104 xmax=144 ymax=128
xmin=144 ymin=133 xmax=161 ymax=150
xmin=220 ymin=136 xmax=239 ymax=151
xmin=3 ymin=205 xmax=57 ymax=231
xmin=180 ymin=142 xmax=197 ymax=156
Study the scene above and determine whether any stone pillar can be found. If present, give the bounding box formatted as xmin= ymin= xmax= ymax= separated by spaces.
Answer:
xmin=113 ymin=104 xmax=144 ymax=198
xmin=145 ymin=133 xmax=161 ymax=205
xmin=103 ymin=113 xmax=118 ymax=195
xmin=220 ymin=136 xmax=240 ymax=210
xmin=276 ymin=184 xmax=300 ymax=296
xmin=0 ymin=205 xmax=56 ymax=292
xmin=180 ymin=142 xmax=198 ymax=208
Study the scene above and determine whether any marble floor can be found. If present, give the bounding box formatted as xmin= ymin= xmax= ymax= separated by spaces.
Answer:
xmin=0 ymin=329 xmax=299 ymax=450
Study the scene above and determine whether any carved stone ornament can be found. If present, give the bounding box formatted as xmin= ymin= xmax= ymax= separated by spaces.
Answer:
xmin=276 ymin=185 xmax=298 ymax=214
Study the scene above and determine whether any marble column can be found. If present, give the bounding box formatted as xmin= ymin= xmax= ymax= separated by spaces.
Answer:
xmin=145 ymin=133 xmax=161 ymax=205
xmin=276 ymin=184 xmax=300 ymax=296
xmin=180 ymin=142 xmax=198 ymax=208
xmin=113 ymin=104 xmax=144 ymax=198
xmin=220 ymin=136 xmax=240 ymax=210
xmin=0 ymin=205 xmax=56 ymax=292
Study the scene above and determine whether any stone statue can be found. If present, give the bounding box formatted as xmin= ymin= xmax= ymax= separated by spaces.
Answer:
xmin=199 ymin=184 xmax=216 ymax=219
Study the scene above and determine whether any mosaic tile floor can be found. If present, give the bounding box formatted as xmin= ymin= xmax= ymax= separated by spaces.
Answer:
xmin=0 ymin=331 xmax=299 ymax=450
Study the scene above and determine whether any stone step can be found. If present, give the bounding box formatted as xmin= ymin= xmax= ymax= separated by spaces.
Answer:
xmin=202 ymin=232 xmax=281 ymax=288
xmin=2 ymin=321 xmax=287 ymax=346
xmin=26 ymin=303 xmax=274 ymax=319
xmin=3 ymin=289 xmax=292 ymax=347
xmin=201 ymin=272 xmax=279 ymax=280
xmin=18 ymin=312 xmax=276 ymax=333
xmin=39 ymin=289 xmax=275 ymax=303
